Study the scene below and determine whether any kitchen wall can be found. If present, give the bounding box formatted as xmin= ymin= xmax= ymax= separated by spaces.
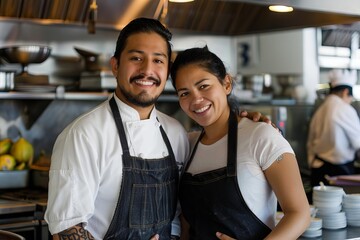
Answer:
xmin=234 ymin=28 xmax=319 ymax=103
xmin=0 ymin=20 xmax=330 ymax=173
xmin=0 ymin=21 xmax=235 ymax=77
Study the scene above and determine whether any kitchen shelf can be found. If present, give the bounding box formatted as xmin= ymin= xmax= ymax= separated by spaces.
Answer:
xmin=0 ymin=91 xmax=111 ymax=100
xmin=0 ymin=91 xmax=178 ymax=130
xmin=0 ymin=91 xmax=179 ymax=102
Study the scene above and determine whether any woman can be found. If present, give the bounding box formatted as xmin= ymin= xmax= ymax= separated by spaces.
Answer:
xmin=170 ymin=46 xmax=310 ymax=240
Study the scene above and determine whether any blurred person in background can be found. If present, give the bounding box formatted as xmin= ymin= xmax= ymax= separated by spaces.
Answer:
xmin=307 ymin=69 xmax=360 ymax=189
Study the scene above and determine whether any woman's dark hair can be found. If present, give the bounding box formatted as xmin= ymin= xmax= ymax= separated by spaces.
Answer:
xmin=113 ymin=18 xmax=172 ymax=70
xmin=170 ymin=45 xmax=227 ymax=89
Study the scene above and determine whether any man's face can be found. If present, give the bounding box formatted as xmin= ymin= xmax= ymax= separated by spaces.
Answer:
xmin=111 ymin=32 xmax=169 ymax=111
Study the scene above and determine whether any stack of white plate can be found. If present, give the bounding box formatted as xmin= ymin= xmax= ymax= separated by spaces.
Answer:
xmin=301 ymin=217 xmax=322 ymax=238
xmin=316 ymin=211 xmax=347 ymax=229
xmin=343 ymin=193 xmax=360 ymax=226
xmin=321 ymin=227 xmax=347 ymax=240
xmin=312 ymin=186 xmax=347 ymax=229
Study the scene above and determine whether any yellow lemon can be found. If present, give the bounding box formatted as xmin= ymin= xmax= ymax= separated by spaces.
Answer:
xmin=0 ymin=154 xmax=17 ymax=170
xmin=10 ymin=138 xmax=34 ymax=163
xmin=0 ymin=138 xmax=12 ymax=155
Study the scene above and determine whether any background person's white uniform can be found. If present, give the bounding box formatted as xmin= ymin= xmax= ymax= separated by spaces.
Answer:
xmin=307 ymin=69 xmax=360 ymax=188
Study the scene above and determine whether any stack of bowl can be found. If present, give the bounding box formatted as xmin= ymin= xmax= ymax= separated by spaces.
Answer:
xmin=313 ymin=185 xmax=347 ymax=230
xmin=342 ymin=193 xmax=360 ymax=226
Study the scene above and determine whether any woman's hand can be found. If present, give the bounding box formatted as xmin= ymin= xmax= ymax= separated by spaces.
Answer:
xmin=216 ymin=232 xmax=236 ymax=240
xmin=150 ymin=234 xmax=159 ymax=240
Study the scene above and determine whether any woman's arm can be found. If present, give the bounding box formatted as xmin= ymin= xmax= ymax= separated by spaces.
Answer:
xmin=216 ymin=153 xmax=310 ymax=240
xmin=263 ymin=153 xmax=311 ymax=240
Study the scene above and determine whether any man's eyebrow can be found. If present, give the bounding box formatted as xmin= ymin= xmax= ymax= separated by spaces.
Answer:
xmin=127 ymin=49 xmax=167 ymax=58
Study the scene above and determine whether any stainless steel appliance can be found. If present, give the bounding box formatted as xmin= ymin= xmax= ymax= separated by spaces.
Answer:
xmin=79 ymin=70 xmax=116 ymax=90
xmin=0 ymin=189 xmax=49 ymax=240
xmin=0 ymin=45 xmax=51 ymax=85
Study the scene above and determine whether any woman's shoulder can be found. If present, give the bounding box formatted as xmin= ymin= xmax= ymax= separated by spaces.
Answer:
xmin=238 ymin=118 xmax=285 ymax=141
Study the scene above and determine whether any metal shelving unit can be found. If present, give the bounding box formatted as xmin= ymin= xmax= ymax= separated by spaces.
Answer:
xmin=0 ymin=91 xmax=110 ymax=100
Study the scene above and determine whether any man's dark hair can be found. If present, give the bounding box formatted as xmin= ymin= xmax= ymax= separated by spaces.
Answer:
xmin=113 ymin=18 xmax=172 ymax=70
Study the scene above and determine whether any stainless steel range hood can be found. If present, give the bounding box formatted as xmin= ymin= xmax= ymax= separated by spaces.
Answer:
xmin=1 ymin=0 xmax=360 ymax=35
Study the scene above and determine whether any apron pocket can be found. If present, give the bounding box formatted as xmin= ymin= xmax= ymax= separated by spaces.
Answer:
xmin=129 ymin=179 xmax=176 ymax=229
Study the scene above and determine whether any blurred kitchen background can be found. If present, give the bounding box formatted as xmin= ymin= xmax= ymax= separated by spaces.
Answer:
xmin=1 ymin=0 xmax=360 ymax=193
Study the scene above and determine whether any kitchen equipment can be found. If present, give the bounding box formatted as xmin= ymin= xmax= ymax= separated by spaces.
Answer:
xmin=79 ymin=70 xmax=116 ymax=90
xmin=50 ymin=55 xmax=83 ymax=81
xmin=74 ymin=47 xmax=110 ymax=72
xmin=0 ymin=230 xmax=26 ymax=240
xmin=0 ymin=71 xmax=15 ymax=91
xmin=0 ymin=45 xmax=51 ymax=85
xmin=0 ymin=189 xmax=49 ymax=240
xmin=29 ymin=152 xmax=50 ymax=189
xmin=0 ymin=170 xmax=29 ymax=189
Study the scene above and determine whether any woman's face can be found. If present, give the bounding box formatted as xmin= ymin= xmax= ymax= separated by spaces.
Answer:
xmin=175 ymin=63 xmax=232 ymax=127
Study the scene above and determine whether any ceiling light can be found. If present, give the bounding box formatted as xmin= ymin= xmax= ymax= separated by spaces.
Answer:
xmin=268 ymin=5 xmax=293 ymax=13
xmin=169 ymin=0 xmax=194 ymax=2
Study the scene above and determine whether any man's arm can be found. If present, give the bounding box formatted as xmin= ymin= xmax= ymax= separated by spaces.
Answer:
xmin=53 ymin=223 xmax=94 ymax=240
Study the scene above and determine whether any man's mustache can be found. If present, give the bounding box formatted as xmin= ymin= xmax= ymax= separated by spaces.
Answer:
xmin=130 ymin=74 xmax=161 ymax=86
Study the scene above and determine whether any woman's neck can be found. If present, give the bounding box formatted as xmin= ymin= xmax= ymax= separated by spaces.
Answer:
xmin=201 ymin=108 xmax=233 ymax=145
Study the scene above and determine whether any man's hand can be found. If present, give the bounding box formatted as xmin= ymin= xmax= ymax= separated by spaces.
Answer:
xmin=240 ymin=110 xmax=281 ymax=132
xmin=240 ymin=110 xmax=271 ymax=124
xmin=216 ymin=232 xmax=236 ymax=240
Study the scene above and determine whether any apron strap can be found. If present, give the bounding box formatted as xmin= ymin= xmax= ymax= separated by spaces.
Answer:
xmin=183 ymin=130 xmax=205 ymax=173
xmin=183 ymin=110 xmax=238 ymax=176
xmin=109 ymin=97 xmax=130 ymax=157
xmin=158 ymin=119 xmax=176 ymax=160
xmin=227 ymin=110 xmax=238 ymax=177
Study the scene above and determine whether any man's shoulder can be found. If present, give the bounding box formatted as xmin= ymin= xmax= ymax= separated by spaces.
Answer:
xmin=156 ymin=110 xmax=182 ymax=126
xmin=156 ymin=110 xmax=188 ymax=136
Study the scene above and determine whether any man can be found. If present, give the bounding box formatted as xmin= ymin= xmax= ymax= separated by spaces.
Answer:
xmin=307 ymin=69 xmax=360 ymax=188
xmin=45 ymin=18 xmax=190 ymax=240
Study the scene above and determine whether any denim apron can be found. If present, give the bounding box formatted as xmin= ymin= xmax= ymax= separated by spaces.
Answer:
xmin=311 ymin=155 xmax=356 ymax=187
xmin=103 ymin=97 xmax=179 ymax=239
xmin=179 ymin=111 xmax=271 ymax=240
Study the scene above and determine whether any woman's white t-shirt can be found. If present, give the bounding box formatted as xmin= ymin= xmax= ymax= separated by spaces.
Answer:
xmin=187 ymin=118 xmax=294 ymax=229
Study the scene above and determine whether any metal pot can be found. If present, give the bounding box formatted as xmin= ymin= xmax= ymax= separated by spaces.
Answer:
xmin=0 ymin=45 xmax=51 ymax=65
xmin=0 ymin=45 xmax=52 ymax=85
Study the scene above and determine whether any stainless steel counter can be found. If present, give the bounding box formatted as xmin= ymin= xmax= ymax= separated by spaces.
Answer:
xmin=0 ymin=199 xmax=36 ymax=214
xmin=0 ymin=189 xmax=50 ymax=240
xmin=299 ymin=226 xmax=360 ymax=239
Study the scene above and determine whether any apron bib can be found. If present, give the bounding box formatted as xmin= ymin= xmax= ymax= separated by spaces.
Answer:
xmin=104 ymin=97 xmax=179 ymax=240
xmin=179 ymin=111 xmax=271 ymax=240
